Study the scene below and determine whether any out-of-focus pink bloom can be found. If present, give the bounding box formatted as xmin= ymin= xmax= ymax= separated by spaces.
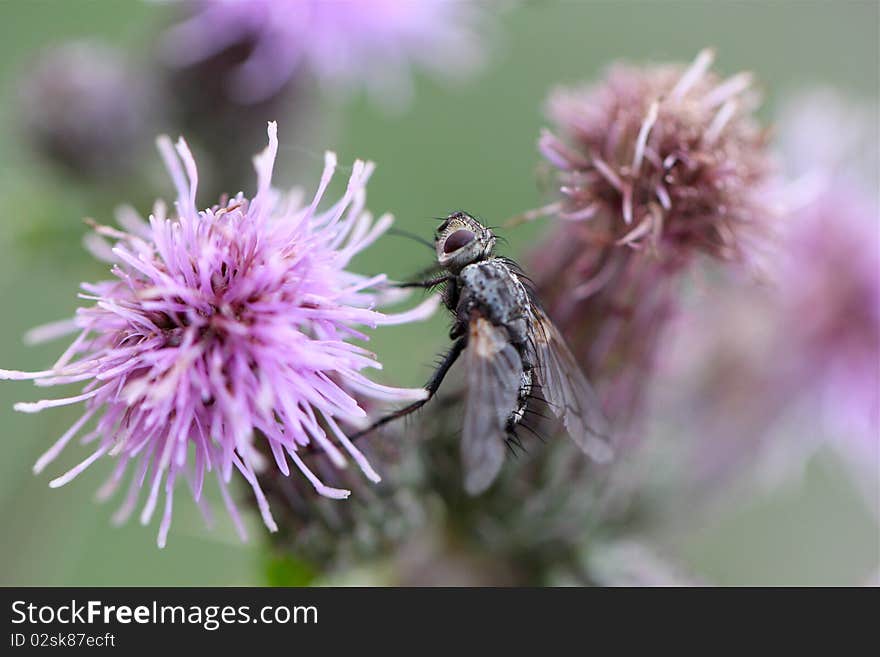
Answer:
xmin=18 ymin=41 xmax=158 ymax=179
xmin=162 ymin=0 xmax=491 ymax=108
xmin=662 ymin=183 xmax=878 ymax=505
xmin=771 ymin=90 xmax=879 ymax=489
xmin=778 ymin=188 xmax=879 ymax=444
xmin=1 ymin=122 xmax=437 ymax=547
xmin=651 ymin=90 xmax=878 ymax=519
xmin=776 ymin=88 xmax=878 ymax=197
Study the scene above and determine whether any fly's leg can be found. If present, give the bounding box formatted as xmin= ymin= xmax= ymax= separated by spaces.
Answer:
xmin=396 ymin=275 xmax=451 ymax=289
xmin=346 ymin=336 xmax=466 ymax=441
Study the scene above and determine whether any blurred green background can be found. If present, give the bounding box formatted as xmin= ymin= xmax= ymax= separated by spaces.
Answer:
xmin=0 ymin=0 xmax=876 ymax=586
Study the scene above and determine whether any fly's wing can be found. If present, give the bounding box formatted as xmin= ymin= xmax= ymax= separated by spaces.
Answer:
xmin=530 ymin=305 xmax=614 ymax=463
xmin=461 ymin=316 xmax=523 ymax=495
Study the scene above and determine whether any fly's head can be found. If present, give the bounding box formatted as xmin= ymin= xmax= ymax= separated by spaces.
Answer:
xmin=435 ymin=211 xmax=496 ymax=273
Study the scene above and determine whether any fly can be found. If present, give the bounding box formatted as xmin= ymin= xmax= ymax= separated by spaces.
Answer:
xmin=353 ymin=211 xmax=613 ymax=494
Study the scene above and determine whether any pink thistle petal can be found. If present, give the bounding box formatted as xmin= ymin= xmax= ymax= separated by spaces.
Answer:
xmin=670 ymin=48 xmax=715 ymax=100
xmin=593 ymin=158 xmax=624 ymax=193
xmin=376 ymin=294 xmax=442 ymax=326
xmin=34 ymin=409 xmax=96 ymax=474
xmin=49 ymin=444 xmax=109 ymax=488
xmin=632 ymin=100 xmax=660 ymax=172
xmin=288 ymin=449 xmax=351 ymax=500
xmin=703 ymin=71 xmax=754 ymax=108
xmin=23 ymin=318 xmax=80 ymax=345
xmin=14 ymin=385 xmax=109 ymax=413
xmin=157 ymin=470 xmax=177 ymax=549
xmin=0 ymin=368 xmax=59 ymax=381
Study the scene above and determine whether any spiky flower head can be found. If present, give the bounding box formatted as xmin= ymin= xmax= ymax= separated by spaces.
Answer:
xmin=163 ymin=0 xmax=491 ymax=108
xmin=538 ymin=48 xmax=771 ymax=258
xmin=529 ymin=50 xmax=775 ymax=428
xmin=1 ymin=122 xmax=436 ymax=547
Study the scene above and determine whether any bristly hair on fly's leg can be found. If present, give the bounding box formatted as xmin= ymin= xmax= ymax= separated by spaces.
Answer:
xmin=504 ymin=431 xmax=526 ymax=457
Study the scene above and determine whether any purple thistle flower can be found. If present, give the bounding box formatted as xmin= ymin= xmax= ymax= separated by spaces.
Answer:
xmin=1 ymin=122 xmax=437 ymax=547
xmin=17 ymin=41 xmax=159 ymax=179
xmin=162 ymin=0 xmax=491 ymax=108
xmin=528 ymin=50 xmax=776 ymax=429
xmin=537 ymin=48 xmax=771 ymax=257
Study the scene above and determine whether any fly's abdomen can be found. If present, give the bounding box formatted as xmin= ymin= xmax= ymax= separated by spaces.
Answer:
xmin=506 ymin=366 xmax=533 ymax=434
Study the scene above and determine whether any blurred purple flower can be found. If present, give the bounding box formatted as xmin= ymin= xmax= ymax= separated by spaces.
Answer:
xmin=777 ymin=188 xmax=879 ymax=446
xmin=772 ymin=90 xmax=879 ymax=475
xmin=1 ymin=122 xmax=437 ymax=547
xmin=162 ymin=0 xmax=491 ymax=109
xmin=17 ymin=41 xmax=159 ymax=179
xmin=652 ymin=90 xmax=879 ymax=517
xmin=529 ymin=50 xmax=775 ymax=429
xmin=160 ymin=35 xmax=316 ymax=202
xmin=653 ymin=186 xmax=879 ymax=526
xmin=776 ymin=88 xmax=878 ymax=195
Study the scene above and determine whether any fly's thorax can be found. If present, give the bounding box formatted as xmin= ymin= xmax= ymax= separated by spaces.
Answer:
xmin=458 ymin=259 xmax=531 ymax=344
xmin=435 ymin=211 xmax=496 ymax=273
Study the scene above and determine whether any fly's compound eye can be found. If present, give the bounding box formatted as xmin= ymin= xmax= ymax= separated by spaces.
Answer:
xmin=443 ymin=229 xmax=476 ymax=254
